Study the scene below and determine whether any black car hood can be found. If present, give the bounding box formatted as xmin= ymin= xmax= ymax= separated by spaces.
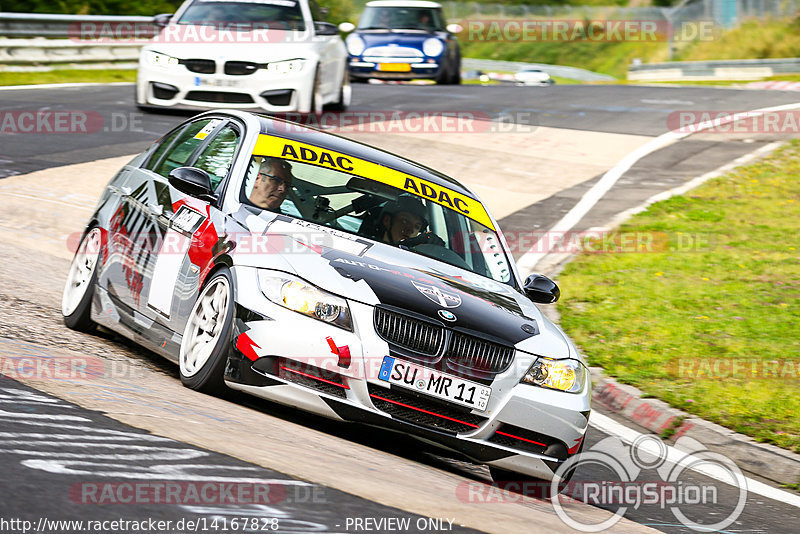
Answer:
xmin=322 ymin=249 xmax=539 ymax=345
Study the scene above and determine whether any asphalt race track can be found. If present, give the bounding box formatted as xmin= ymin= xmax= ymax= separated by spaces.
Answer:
xmin=1 ymin=82 xmax=799 ymax=533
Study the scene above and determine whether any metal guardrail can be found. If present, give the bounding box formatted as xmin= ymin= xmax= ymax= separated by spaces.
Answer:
xmin=0 ymin=39 xmax=141 ymax=68
xmin=0 ymin=12 xmax=154 ymax=38
xmin=628 ymin=58 xmax=800 ymax=80
xmin=0 ymin=12 xmax=152 ymax=69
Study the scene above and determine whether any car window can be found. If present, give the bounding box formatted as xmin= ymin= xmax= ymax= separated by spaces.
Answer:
xmin=142 ymin=125 xmax=187 ymax=172
xmin=177 ymin=0 xmax=306 ymax=30
xmin=192 ymin=125 xmax=240 ymax=191
xmin=151 ymin=119 xmax=221 ymax=179
xmin=240 ymin=155 xmax=512 ymax=284
xmin=358 ymin=7 xmax=444 ymax=30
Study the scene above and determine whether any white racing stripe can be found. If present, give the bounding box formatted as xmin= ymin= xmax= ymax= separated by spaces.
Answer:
xmin=591 ymin=412 xmax=800 ymax=509
xmin=517 ymin=101 xmax=800 ymax=273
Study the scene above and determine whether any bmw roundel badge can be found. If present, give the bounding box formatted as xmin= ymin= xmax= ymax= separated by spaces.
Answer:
xmin=438 ymin=309 xmax=456 ymax=322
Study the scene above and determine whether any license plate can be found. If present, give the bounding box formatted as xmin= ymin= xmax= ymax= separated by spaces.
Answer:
xmin=194 ymin=77 xmax=240 ymax=87
xmin=378 ymin=356 xmax=491 ymax=411
xmin=378 ymin=63 xmax=411 ymax=72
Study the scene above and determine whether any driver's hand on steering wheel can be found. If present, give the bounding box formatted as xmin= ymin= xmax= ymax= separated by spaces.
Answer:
xmin=398 ymin=231 xmax=445 ymax=248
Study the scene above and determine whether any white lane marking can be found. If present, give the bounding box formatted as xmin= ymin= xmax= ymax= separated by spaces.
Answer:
xmin=591 ymin=412 xmax=800 ymax=509
xmin=517 ymin=101 xmax=800 ymax=273
xmin=0 ymin=448 xmax=208 ymax=461
xmin=0 ymin=410 xmax=88 ymax=421
xmin=21 ymin=459 xmax=312 ymax=484
xmin=0 ymin=82 xmax=134 ymax=91
xmin=641 ymin=99 xmax=694 ymax=105
xmin=0 ymin=433 xmax=169 ymax=441
xmin=605 ymin=141 xmax=782 ymax=229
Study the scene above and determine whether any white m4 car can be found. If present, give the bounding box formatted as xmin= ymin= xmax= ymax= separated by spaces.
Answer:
xmin=136 ymin=0 xmax=350 ymax=113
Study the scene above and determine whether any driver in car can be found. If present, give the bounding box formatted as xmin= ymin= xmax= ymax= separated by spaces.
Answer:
xmin=249 ymin=157 xmax=294 ymax=212
xmin=380 ymin=194 xmax=427 ymax=244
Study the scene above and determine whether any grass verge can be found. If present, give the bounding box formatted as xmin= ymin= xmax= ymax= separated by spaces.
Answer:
xmin=459 ymin=15 xmax=800 ymax=79
xmin=0 ymin=68 xmax=136 ymax=86
xmin=557 ymin=140 xmax=800 ymax=452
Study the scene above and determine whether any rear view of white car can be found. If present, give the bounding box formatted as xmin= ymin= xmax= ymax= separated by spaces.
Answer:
xmin=514 ymin=68 xmax=554 ymax=86
xmin=136 ymin=0 xmax=350 ymax=112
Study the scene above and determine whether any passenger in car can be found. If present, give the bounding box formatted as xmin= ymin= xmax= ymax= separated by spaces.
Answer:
xmin=249 ymin=157 xmax=294 ymax=212
xmin=380 ymin=194 xmax=427 ymax=244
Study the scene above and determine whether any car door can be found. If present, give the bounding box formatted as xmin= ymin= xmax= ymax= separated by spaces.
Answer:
xmin=141 ymin=119 xmax=243 ymax=343
xmin=309 ymin=0 xmax=344 ymax=98
xmin=99 ymin=120 xmax=210 ymax=317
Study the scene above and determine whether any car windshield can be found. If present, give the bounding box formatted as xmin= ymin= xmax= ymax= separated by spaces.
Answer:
xmin=357 ymin=6 xmax=444 ymax=30
xmin=177 ymin=0 xmax=306 ymax=30
xmin=241 ymin=155 xmax=513 ymax=284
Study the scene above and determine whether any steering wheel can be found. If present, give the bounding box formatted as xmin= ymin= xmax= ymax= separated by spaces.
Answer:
xmin=397 ymin=231 xmax=445 ymax=248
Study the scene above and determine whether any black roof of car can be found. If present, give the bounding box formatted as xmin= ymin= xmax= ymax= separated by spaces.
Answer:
xmin=256 ymin=114 xmax=476 ymax=199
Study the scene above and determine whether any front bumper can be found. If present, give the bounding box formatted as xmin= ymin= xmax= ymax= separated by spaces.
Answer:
xmin=136 ymin=61 xmax=315 ymax=113
xmin=225 ymin=266 xmax=591 ymax=480
xmin=348 ymin=58 xmax=443 ymax=80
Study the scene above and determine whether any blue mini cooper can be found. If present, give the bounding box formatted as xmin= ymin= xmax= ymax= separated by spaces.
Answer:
xmin=340 ymin=0 xmax=461 ymax=84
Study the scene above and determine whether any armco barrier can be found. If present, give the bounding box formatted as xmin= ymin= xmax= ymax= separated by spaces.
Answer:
xmin=0 ymin=12 xmax=153 ymax=38
xmin=629 ymin=58 xmax=800 ymax=81
xmin=0 ymin=39 xmax=141 ymax=67
xmin=0 ymin=13 xmax=150 ymax=70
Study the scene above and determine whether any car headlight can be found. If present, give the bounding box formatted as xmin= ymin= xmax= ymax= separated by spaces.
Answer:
xmin=143 ymin=50 xmax=179 ymax=68
xmin=345 ymin=34 xmax=366 ymax=56
xmin=257 ymin=271 xmax=352 ymax=330
xmin=521 ymin=358 xmax=587 ymax=393
xmin=422 ymin=38 xmax=444 ymax=57
xmin=266 ymin=58 xmax=305 ymax=74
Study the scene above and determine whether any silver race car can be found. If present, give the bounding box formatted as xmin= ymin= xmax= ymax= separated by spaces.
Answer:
xmin=63 ymin=110 xmax=590 ymax=484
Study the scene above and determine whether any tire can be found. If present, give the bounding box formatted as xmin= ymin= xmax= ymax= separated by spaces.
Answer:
xmin=62 ymin=227 xmax=102 ymax=332
xmin=327 ymin=70 xmax=351 ymax=112
xmin=450 ymin=53 xmax=462 ymax=85
xmin=308 ymin=69 xmax=324 ymax=116
xmin=435 ymin=61 xmax=450 ymax=85
xmin=179 ymin=267 xmax=235 ymax=394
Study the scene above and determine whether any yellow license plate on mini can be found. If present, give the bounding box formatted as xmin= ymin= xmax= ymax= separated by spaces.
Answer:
xmin=378 ymin=63 xmax=412 ymax=72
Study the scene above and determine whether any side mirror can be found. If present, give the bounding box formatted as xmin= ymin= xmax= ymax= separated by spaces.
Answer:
xmin=153 ymin=13 xmax=173 ymax=27
xmin=315 ymin=21 xmax=339 ymax=36
xmin=523 ymin=274 xmax=560 ymax=304
xmin=338 ymin=22 xmax=356 ymax=33
xmin=168 ymin=167 xmax=215 ymax=201
xmin=446 ymin=23 xmax=462 ymax=33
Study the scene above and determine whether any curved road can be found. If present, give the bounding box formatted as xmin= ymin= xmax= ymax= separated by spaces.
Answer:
xmin=0 ymin=82 xmax=798 ymax=533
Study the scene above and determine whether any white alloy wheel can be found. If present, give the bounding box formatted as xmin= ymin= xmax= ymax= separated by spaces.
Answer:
xmin=62 ymin=228 xmax=101 ymax=317
xmin=180 ymin=275 xmax=231 ymax=378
